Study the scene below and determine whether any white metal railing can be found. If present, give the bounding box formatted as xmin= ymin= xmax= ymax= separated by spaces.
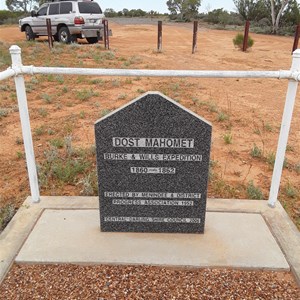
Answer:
xmin=1 ymin=45 xmax=299 ymax=208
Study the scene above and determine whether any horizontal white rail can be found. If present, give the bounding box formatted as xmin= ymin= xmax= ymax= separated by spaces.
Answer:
xmin=16 ymin=66 xmax=300 ymax=80
xmin=0 ymin=68 xmax=15 ymax=81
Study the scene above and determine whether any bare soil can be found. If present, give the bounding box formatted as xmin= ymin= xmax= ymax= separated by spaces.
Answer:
xmin=0 ymin=21 xmax=299 ymax=228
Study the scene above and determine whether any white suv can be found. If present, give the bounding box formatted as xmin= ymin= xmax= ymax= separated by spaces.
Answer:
xmin=19 ymin=0 xmax=105 ymax=44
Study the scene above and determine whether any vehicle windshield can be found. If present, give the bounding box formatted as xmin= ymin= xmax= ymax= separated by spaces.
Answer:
xmin=78 ymin=2 xmax=102 ymax=14
xmin=37 ymin=4 xmax=48 ymax=16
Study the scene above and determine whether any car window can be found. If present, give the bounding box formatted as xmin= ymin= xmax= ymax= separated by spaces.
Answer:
xmin=49 ymin=3 xmax=59 ymax=15
xmin=78 ymin=2 xmax=102 ymax=14
xmin=60 ymin=2 xmax=72 ymax=14
xmin=37 ymin=5 xmax=48 ymax=16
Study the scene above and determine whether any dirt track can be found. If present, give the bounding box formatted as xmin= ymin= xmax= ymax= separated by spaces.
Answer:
xmin=0 ymin=21 xmax=299 ymax=227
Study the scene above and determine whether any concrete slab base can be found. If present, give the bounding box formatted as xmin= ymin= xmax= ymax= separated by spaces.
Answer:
xmin=1 ymin=197 xmax=300 ymax=286
xmin=16 ymin=210 xmax=289 ymax=270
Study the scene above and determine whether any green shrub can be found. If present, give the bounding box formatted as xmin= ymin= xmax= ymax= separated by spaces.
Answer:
xmin=233 ymin=33 xmax=254 ymax=50
xmin=16 ymin=151 xmax=24 ymax=159
xmin=223 ymin=132 xmax=232 ymax=144
xmin=34 ymin=126 xmax=45 ymax=136
xmin=52 ymin=159 xmax=89 ymax=183
xmin=79 ymin=171 xmax=98 ymax=196
xmin=247 ymin=181 xmax=263 ymax=200
xmin=0 ymin=108 xmax=8 ymax=119
xmin=38 ymin=108 xmax=48 ymax=117
xmin=50 ymin=138 xmax=64 ymax=149
xmin=284 ymin=182 xmax=298 ymax=198
xmin=100 ymin=108 xmax=112 ymax=118
xmin=0 ymin=204 xmax=15 ymax=232
xmin=250 ymin=144 xmax=262 ymax=158
xmin=217 ymin=112 xmax=229 ymax=122
xmin=266 ymin=152 xmax=288 ymax=169
xmin=38 ymin=145 xmax=91 ymax=188
xmin=41 ymin=93 xmax=52 ymax=104
xmin=76 ymin=89 xmax=99 ymax=101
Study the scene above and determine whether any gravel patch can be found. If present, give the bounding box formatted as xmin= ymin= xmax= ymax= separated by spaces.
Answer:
xmin=0 ymin=264 xmax=299 ymax=299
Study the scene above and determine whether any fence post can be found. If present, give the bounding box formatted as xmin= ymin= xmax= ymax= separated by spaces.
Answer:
xmin=268 ymin=49 xmax=300 ymax=207
xmin=192 ymin=21 xmax=198 ymax=54
xmin=102 ymin=19 xmax=109 ymax=50
xmin=292 ymin=24 xmax=300 ymax=54
xmin=242 ymin=20 xmax=250 ymax=52
xmin=157 ymin=21 xmax=163 ymax=52
xmin=46 ymin=18 xmax=53 ymax=49
xmin=9 ymin=45 xmax=40 ymax=203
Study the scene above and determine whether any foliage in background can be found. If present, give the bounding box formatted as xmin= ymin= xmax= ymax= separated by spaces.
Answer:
xmin=104 ymin=8 xmax=156 ymax=18
xmin=5 ymin=0 xmax=38 ymax=13
xmin=5 ymin=0 xmax=47 ymax=12
xmin=0 ymin=10 xmax=24 ymax=25
xmin=202 ymin=9 xmax=244 ymax=26
xmin=167 ymin=0 xmax=201 ymax=21
xmin=233 ymin=0 xmax=269 ymax=22
xmin=2 ymin=0 xmax=300 ymax=35
xmin=233 ymin=0 xmax=300 ymax=34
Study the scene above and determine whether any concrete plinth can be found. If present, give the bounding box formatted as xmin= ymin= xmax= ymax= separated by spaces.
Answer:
xmin=1 ymin=197 xmax=300 ymax=286
xmin=16 ymin=209 xmax=289 ymax=270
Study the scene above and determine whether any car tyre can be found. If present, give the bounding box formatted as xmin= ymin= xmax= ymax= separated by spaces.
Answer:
xmin=86 ymin=37 xmax=99 ymax=44
xmin=58 ymin=26 xmax=71 ymax=43
xmin=25 ymin=25 xmax=35 ymax=41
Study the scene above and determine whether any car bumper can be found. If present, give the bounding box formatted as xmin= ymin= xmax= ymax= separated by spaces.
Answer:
xmin=69 ymin=24 xmax=112 ymax=38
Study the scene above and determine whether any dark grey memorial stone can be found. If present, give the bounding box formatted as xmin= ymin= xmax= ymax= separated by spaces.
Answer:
xmin=95 ymin=92 xmax=212 ymax=233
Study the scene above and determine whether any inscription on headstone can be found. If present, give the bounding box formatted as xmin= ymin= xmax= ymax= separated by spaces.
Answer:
xmin=95 ymin=92 xmax=212 ymax=233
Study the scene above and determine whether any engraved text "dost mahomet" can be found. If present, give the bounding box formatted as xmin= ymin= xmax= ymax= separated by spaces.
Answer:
xmin=113 ymin=137 xmax=194 ymax=148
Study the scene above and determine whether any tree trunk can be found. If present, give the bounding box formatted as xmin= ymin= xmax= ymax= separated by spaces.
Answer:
xmin=274 ymin=0 xmax=289 ymax=34
xmin=270 ymin=0 xmax=276 ymax=33
xmin=271 ymin=0 xmax=289 ymax=34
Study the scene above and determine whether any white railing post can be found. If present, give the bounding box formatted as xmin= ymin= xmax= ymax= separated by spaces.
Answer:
xmin=268 ymin=49 xmax=300 ymax=207
xmin=10 ymin=45 xmax=40 ymax=203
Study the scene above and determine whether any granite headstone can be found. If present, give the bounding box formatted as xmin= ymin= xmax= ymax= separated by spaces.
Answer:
xmin=95 ymin=92 xmax=212 ymax=233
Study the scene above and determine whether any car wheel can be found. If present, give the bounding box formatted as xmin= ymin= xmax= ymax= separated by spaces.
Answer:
xmin=86 ymin=37 xmax=98 ymax=44
xmin=58 ymin=26 xmax=71 ymax=43
xmin=25 ymin=25 xmax=35 ymax=41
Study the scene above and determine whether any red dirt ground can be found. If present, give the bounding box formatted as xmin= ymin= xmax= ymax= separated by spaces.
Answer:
xmin=0 ymin=21 xmax=299 ymax=227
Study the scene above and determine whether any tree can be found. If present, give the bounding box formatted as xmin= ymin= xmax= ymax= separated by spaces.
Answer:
xmin=122 ymin=8 xmax=129 ymax=17
xmin=0 ymin=10 xmax=24 ymax=25
xmin=166 ymin=0 xmax=201 ymax=21
xmin=233 ymin=0 xmax=268 ymax=21
xmin=270 ymin=0 xmax=289 ymax=33
xmin=104 ymin=8 xmax=117 ymax=18
xmin=262 ymin=0 xmax=300 ymax=33
xmin=234 ymin=0 xmax=300 ymax=34
xmin=281 ymin=0 xmax=300 ymax=26
xmin=39 ymin=0 xmax=48 ymax=5
xmin=6 ymin=0 xmax=38 ymax=13
xmin=205 ymin=9 xmax=229 ymax=24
